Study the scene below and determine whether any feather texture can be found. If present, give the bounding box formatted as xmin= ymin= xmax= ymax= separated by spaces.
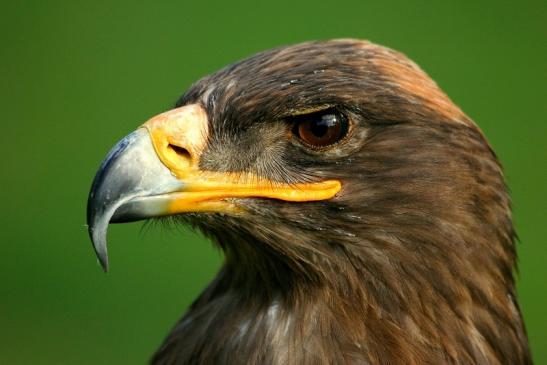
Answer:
xmin=151 ymin=40 xmax=531 ymax=365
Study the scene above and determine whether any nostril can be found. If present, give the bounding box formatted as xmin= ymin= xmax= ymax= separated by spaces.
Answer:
xmin=168 ymin=144 xmax=192 ymax=161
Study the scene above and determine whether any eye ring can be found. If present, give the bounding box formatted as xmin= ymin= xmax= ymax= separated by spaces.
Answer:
xmin=290 ymin=108 xmax=350 ymax=149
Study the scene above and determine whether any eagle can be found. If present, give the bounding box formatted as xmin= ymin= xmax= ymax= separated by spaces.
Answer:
xmin=87 ymin=39 xmax=532 ymax=364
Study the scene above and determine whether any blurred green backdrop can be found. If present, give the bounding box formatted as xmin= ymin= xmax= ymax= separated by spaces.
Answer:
xmin=1 ymin=0 xmax=545 ymax=364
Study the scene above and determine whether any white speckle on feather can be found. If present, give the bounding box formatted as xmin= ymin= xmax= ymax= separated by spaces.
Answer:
xmin=201 ymin=85 xmax=216 ymax=104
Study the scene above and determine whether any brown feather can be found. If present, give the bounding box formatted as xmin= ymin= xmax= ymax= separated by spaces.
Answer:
xmin=151 ymin=40 xmax=531 ymax=365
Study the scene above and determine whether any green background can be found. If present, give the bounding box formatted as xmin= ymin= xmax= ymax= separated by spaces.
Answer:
xmin=1 ymin=1 xmax=545 ymax=363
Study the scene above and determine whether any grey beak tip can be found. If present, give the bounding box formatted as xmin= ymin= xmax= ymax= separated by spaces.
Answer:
xmin=93 ymin=244 xmax=110 ymax=272
xmin=89 ymin=225 xmax=110 ymax=272
xmin=94 ymin=240 xmax=109 ymax=272
xmin=99 ymin=258 xmax=109 ymax=273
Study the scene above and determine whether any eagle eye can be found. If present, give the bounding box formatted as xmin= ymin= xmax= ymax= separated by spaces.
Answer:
xmin=291 ymin=109 xmax=349 ymax=148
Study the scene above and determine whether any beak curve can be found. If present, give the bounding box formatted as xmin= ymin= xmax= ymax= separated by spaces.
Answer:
xmin=87 ymin=104 xmax=341 ymax=272
xmin=86 ymin=128 xmax=183 ymax=271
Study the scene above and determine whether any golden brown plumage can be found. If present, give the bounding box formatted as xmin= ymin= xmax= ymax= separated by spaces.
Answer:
xmin=88 ymin=39 xmax=531 ymax=364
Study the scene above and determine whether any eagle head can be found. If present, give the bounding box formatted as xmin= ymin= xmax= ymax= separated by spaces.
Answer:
xmin=87 ymin=40 xmax=531 ymax=364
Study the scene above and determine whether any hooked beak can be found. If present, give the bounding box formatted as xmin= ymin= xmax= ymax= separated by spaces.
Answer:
xmin=87 ymin=104 xmax=341 ymax=271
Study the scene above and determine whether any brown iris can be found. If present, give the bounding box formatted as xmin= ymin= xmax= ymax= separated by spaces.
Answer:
xmin=292 ymin=109 xmax=349 ymax=148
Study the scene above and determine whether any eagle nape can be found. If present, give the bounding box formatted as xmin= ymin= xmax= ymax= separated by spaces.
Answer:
xmin=87 ymin=39 xmax=531 ymax=364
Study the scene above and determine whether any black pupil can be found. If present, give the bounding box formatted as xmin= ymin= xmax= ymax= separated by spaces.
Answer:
xmin=311 ymin=114 xmax=338 ymax=137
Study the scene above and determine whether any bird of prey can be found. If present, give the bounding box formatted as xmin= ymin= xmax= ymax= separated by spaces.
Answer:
xmin=87 ymin=39 xmax=532 ymax=364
